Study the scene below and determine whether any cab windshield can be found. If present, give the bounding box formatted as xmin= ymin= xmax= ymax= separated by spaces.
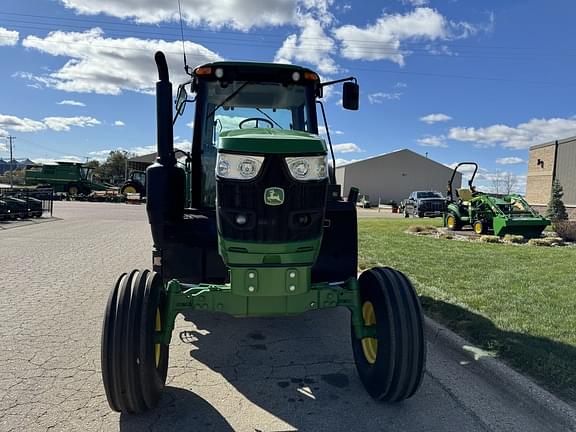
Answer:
xmin=205 ymin=81 xmax=314 ymax=142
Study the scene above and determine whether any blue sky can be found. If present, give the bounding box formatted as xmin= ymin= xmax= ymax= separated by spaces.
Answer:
xmin=1 ymin=0 xmax=576 ymax=191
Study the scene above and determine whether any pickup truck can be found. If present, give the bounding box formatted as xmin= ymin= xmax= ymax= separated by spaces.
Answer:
xmin=401 ymin=191 xmax=446 ymax=218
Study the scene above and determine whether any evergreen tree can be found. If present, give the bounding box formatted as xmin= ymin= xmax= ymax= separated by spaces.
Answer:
xmin=546 ymin=178 xmax=568 ymax=222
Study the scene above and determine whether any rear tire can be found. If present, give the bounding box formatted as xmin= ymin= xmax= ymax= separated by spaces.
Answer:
xmin=101 ymin=270 xmax=169 ymax=413
xmin=473 ymin=220 xmax=487 ymax=235
xmin=67 ymin=184 xmax=80 ymax=195
xmin=352 ymin=267 xmax=426 ymax=402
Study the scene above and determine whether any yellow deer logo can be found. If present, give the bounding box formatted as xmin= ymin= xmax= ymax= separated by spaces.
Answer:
xmin=264 ymin=187 xmax=285 ymax=206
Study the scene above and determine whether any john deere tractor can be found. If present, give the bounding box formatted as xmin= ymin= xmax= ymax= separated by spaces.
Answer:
xmin=445 ymin=162 xmax=549 ymax=237
xmin=101 ymin=52 xmax=425 ymax=414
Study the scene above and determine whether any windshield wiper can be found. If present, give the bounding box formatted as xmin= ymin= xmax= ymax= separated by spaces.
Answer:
xmin=206 ymin=82 xmax=250 ymax=120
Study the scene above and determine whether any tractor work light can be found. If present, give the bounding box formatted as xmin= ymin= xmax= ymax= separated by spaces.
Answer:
xmin=285 ymin=156 xmax=328 ymax=181
xmin=216 ymin=153 xmax=264 ymax=180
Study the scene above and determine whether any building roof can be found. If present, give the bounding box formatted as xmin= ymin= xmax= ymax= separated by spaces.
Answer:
xmin=128 ymin=152 xmax=157 ymax=164
xmin=334 ymin=148 xmax=454 ymax=173
xmin=529 ymin=135 xmax=576 ymax=151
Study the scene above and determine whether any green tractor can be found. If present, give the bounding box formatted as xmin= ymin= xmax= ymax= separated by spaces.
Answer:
xmin=120 ymin=170 xmax=146 ymax=196
xmin=101 ymin=52 xmax=425 ymax=414
xmin=444 ymin=162 xmax=550 ymax=237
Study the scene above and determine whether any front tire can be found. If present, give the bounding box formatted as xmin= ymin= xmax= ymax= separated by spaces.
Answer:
xmin=101 ymin=270 xmax=169 ymax=413
xmin=445 ymin=212 xmax=461 ymax=231
xmin=352 ymin=267 xmax=426 ymax=402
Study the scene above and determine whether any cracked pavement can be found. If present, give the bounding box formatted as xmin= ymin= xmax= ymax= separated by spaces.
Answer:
xmin=0 ymin=201 xmax=570 ymax=431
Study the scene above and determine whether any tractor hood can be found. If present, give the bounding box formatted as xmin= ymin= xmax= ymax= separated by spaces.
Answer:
xmin=218 ymin=129 xmax=327 ymax=155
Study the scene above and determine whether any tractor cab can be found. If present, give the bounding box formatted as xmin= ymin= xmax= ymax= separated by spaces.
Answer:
xmin=148 ymin=55 xmax=361 ymax=286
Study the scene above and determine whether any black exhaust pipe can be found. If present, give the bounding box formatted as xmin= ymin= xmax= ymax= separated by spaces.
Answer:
xmin=147 ymin=51 xmax=185 ymax=245
xmin=154 ymin=51 xmax=176 ymax=167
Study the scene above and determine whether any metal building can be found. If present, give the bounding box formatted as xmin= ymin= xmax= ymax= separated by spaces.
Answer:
xmin=335 ymin=149 xmax=461 ymax=205
xmin=525 ymin=136 xmax=576 ymax=217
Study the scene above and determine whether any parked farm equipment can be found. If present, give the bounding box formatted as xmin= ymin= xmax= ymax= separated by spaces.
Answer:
xmin=24 ymin=161 xmax=111 ymax=195
xmin=444 ymin=162 xmax=549 ymax=237
xmin=101 ymin=52 xmax=426 ymax=414
xmin=0 ymin=187 xmax=52 ymax=220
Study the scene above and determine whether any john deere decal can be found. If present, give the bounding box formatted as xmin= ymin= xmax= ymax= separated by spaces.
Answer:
xmin=264 ymin=187 xmax=284 ymax=206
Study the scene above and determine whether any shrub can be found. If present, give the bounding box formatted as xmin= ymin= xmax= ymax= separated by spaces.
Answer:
xmin=407 ymin=225 xmax=435 ymax=233
xmin=553 ymin=220 xmax=576 ymax=242
xmin=528 ymin=238 xmax=551 ymax=247
xmin=503 ymin=234 xmax=524 ymax=244
xmin=479 ymin=235 xmax=500 ymax=243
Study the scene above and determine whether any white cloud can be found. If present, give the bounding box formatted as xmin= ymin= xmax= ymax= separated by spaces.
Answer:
xmin=43 ymin=116 xmax=100 ymax=131
xmin=114 ymin=120 xmax=125 ymax=127
xmin=448 ymin=116 xmax=576 ymax=149
xmin=274 ymin=15 xmax=338 ymax=74
xmin=332 ymin=142 xmax=362 ymax=153
xmin=21 ymin=28 xmax=222 ymax=95
xmin=368 ymin=92 xmax=402 ymax=103
xmin=88 ymin=145 xmax=157 ymax=161
xmin=496 ymin=157 xmax=525 ymax=165
xmin=32 ymin=155 xmax=84 ymax=164
xmin=417 ymin=135 xmax=447 ymax=147
xmin=0 ymin=115 xmax=46 ymax=133
xmin=333 ymin=7 xmax=488 ymax=65
xmin=334 ymin=157 xmax=359 ymax=166
xmin=59 ymin=0 xmax=297 ymax=30
xmin=0 ymin=113 xmax=100 ymax=133
xmin=0 ymin=27 xmax=19 ymax=46
xmin=318 ymin=125 xmax=343 ymax=136
xmin=420 ymin=113 xmax=452 ymax=124
xmin=395 ymin=82 xmax=408 ymax=88
xmin=57 ymin=99 xmax=86 ymax=107
xmin=402 ymin=0 xmax=429 ymax=6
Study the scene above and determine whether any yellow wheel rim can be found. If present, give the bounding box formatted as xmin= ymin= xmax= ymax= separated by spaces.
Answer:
xmin=69 ymin=186 xmax=79 ymax=195
xmin=155 ymin=309 xmax=161 ymax=368
xmin=124 ymin=186 xmax=137 ymax=194
xmin=447 ymin=215 xmax=455 ymax=229
xmin=474 ymin=222 xmax=482 ymax=234
xmin=361 ymin=301 xmax=378 ymax=364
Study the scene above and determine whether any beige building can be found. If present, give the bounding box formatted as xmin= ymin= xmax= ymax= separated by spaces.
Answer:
xmin=525 ymin=136 xmax=576 ymax=216
xmin=335 ymin=149 xmax=461 ymax=205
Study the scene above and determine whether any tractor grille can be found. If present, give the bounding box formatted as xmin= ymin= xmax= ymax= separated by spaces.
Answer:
xmin=420 ymin=200 xmax=446 ymax=211
xmin=216 ymin=154 xmax=327 ymax=242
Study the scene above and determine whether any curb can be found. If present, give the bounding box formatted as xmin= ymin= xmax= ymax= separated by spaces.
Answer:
xmin=424 ymin=316 xmax=576 ymax=431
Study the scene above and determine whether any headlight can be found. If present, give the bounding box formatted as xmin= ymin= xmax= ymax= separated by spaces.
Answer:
xmin=216 ymin=153 xmax=264 ymax=180
xmin=285 ymin=156 xmax=328 ymax=181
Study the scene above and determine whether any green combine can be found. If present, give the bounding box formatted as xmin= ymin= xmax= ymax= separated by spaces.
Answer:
xmin=101 ymin=52 xmax=426 ymax=414
xmin=24 ymin=161 xmax=109 ymax=195
xmin=445 ymin=162 xmax=550 ymax=237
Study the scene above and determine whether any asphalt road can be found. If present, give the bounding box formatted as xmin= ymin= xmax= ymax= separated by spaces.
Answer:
xmin=0 ymin=202 xmax=571 ymax=432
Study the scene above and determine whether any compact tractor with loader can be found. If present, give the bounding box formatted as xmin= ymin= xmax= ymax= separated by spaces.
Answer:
xmin=101 ymin=52 xmax=426 ymax=413
xmin=444 ymin=162 xmax=549 ymax=237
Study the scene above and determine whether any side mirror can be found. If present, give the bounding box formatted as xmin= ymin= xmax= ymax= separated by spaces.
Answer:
xmin=175 ymin=84 xmax=188 ymax=116
xmin=342 ymin=82 xmax=359 ymax=110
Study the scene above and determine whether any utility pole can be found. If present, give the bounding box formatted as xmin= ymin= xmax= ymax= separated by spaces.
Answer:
xmin=7 ymin=136 xmax=15 ymax=189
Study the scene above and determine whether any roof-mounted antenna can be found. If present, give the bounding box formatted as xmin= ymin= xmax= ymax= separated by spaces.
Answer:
xmin=177 ymin=0 xmax=191 ymax=75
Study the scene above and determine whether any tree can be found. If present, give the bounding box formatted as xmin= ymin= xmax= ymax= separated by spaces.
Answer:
xmin=99 ymin=150 xmax=132 ymax=180
xmin=546 ymin=178 xmax=568 ymax=222
xmin=491 ymin=171 xmax=519 ymax=195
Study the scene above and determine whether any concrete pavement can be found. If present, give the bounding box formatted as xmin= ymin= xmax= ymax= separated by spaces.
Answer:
xmin=0 ymin=201 xmax=573 ymax=431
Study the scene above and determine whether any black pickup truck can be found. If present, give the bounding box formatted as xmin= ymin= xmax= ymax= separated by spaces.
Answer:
xmin=401 ymin=191 xmax=446 ymax=218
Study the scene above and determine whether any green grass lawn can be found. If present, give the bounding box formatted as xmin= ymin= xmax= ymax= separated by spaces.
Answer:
xmin=358 ymin=218 xmax=576 ymax=403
